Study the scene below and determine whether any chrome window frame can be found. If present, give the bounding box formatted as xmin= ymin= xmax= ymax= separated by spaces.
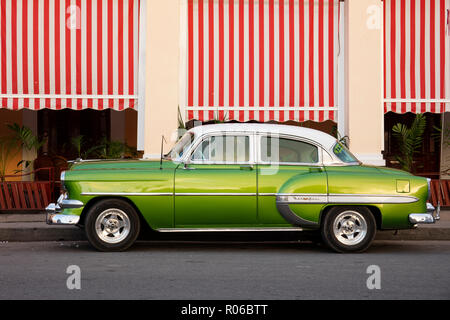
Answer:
xmin=184 ymin=132 xmax=255 ymax=165
xmin=328 ymin=141 xmax=361 ymax=166
xmin=180 ymin=128 xmax=359 ymax=167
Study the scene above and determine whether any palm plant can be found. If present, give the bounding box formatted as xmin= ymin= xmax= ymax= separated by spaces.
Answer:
xmin=83 ymin=138 xmax=138 ymax=160
xmin=0 ymin=136 xmax=20 ymax=181
xmin=0 ymin=123 xmax=44 ymax=181
xmin=392 ymin=114 xmax=426 ymax=173
xmin=71 ymin=135 xmax=84 ymax=159
xmin=177 ymin=105 xmax=186 ymax=130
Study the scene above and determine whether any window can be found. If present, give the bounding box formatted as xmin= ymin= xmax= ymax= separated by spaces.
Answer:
xmin=332 ymin=142 xmax=358 ymax=163
xmin=168 ymin=132 xmax=195 ymax=160
xmin=191 ymin=135 xmax=250 ymax=163
xmin=261 ymin=136 xmax=319 ymax=164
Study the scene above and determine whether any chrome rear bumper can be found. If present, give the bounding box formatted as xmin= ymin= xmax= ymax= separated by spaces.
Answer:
xmin=46 ymin=194 xmax=83 ymax=225
xmin=409 ymin=203 xmax=440 ymax=224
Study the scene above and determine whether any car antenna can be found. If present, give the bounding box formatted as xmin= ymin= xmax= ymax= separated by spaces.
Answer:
xmin=160 ymin=135 xmax=167 ymax=170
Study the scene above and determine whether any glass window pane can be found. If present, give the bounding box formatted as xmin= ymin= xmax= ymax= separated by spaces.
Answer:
xmin=261 ymin=137 xmax=318 ymax=164
xmin=191 ymin=135 xmax=250 ymax=163
xmin=332 ymin=142 xmax=359 ymax=163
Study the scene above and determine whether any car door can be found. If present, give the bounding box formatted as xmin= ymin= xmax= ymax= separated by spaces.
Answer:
xmin=257 ymin=134 xmax=328 ymax=226
xmin=174 ymin=133 xmax=257 ymax=228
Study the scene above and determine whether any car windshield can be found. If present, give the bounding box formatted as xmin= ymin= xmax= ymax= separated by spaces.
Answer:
xmin=332 ymin=142 xmax=359 ymax=163
xmin=167 ymin=131 xmax=195 ymax=160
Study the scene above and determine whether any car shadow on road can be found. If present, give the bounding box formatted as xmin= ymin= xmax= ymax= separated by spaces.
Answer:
xmin=52 ymin=238 xmax=450 ymax=255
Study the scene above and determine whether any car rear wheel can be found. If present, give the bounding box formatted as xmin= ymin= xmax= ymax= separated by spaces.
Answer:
xmin=321 ymin=206 xmax=376 ymax=253
xmin=85 ymin=199 xmax=140 ymax=252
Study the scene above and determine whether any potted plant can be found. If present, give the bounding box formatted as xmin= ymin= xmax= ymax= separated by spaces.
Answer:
xmin=0 ymin=123 xmax=50 ymax=211
xmin=391 ymin=114 xmax=426 ymax=173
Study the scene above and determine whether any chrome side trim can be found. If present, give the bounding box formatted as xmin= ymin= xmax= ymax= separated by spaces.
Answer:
xmin=81 ymin=192 xmax=257 ymax=196
xmin=328 ymin=194 xmax=419 ymax=204
xmin=81 ymin=192 xmax=173 ymax=196
xmin=156 ymin=227 xmax=303 ymax=232
xmin=80 ymin=192 xmax=419 ymax=204
xmin=175 ymin=193 xmax=256 ymax=196
xmin=277 ymin=194 xmax=328 ymax=204
xmin=275 ymin=193 xmax=419 ymax=204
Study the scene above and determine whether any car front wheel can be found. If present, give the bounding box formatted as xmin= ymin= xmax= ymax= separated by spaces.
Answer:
xmin=85 ymin=199 xmax=141 ymax=252
xmin=321 ymin=206 xmax=376 ymax=253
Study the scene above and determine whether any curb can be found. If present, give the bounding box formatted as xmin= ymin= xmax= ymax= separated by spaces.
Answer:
xmin=1 ymin=224 xmax=450 ymax=242
xmin=0 ymin=225 xmax=85 ymax=242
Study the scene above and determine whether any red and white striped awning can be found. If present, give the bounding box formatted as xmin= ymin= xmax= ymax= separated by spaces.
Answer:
xmin=185 ymin=0 xmax=341 ymax=123
xmin=0 ymin=0 xmax=140 ymax=111
xmin=384 ymin=0 xmax=450 ymax=113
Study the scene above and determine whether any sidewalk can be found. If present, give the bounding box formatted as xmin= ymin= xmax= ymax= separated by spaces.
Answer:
xmin=0 ymin=210 xmax=449 ymax=242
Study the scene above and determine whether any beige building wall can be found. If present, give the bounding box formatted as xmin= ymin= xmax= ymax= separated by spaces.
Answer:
xmin=143 ymin=0 xmax=181 ymax=158
xmin=345 ymin=0 xmax=385 ymax=165
xmin=141 ymin=0 xmax=386 ymax=165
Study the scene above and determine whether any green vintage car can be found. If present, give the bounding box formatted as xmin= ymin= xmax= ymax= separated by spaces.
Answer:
xmin=46 ymin=123 xmax=440 ymax=253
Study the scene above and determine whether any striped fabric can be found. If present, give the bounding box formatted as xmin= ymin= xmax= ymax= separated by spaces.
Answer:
xmin=384 ymin=0 xmax=450 ymax=114
xmin=186 ymin=0 xmax=341 ymax=123
xmin=0 ymin=0 xmax=140 ymax=111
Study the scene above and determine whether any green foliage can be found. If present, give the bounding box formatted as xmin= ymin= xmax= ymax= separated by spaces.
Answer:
xmin=177 ymin=105 xmax=186 ymax=130
xmin=392 ymin=114 xmax=426 ymax=173
xmin=0 ymin=135 xmax=20 ymax=181
xmin=431 ymin=125 xmax=450 ymax=147
xmin=6 ymin=123 xmax=45 ymax=152
xmin=76 ymin=137 xmax=138 ymax=160
xmin=209 ymin=110 xmax=229 ymax=124
xmin=71 ymin=135 xmax=85 ymax=159
xmin=0 ymin=123 xmax=44 ymax=181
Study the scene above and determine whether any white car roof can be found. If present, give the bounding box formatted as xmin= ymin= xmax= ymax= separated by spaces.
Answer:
xmin=189 ymin=123 xmax=338 ymax=150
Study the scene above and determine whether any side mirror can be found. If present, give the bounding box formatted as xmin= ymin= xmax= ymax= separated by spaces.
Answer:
xmin=182 ymin=160 xmax=195 ymax=170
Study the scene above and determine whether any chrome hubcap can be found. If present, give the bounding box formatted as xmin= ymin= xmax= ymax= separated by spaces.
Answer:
xmin=333 ymin=211 xmax=367 ymax=246
xmin=95 ymin=209 xmax=131 ymax=244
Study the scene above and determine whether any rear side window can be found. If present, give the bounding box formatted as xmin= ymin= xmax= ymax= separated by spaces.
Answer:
xmin=261 ymin=137 xmax=318 ymax=164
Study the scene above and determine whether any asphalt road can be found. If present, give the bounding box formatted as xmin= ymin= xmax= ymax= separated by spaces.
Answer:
xmin=0 ymin=240 xmax=449 ymax=300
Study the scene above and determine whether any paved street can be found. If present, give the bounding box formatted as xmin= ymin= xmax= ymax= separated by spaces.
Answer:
xmin=0 ymin=240 xmax=449 ymax=300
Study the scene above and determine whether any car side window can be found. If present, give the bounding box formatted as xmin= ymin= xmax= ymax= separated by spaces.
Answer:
xmin=191 ymin=135 xmax=250 ymax=163
xmin=261 ymin=136 xmax=319 ymax=164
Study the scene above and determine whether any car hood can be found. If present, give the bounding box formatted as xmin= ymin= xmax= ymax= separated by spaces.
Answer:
xmin=371 ymin=166 xmax=414 ymax=176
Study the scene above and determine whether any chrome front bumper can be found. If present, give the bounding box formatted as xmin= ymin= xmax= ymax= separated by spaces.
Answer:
xmin=409 ymin=203 xmax=441 ymax=224
xmin=46 ymin=193 xmax=83 ymax=225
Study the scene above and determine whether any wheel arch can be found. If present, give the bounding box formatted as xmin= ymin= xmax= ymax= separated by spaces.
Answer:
xmin=319 ymin=205 xmax=382 ymax=230
xmin=79 ymin=196 xmax=151 ymax=231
